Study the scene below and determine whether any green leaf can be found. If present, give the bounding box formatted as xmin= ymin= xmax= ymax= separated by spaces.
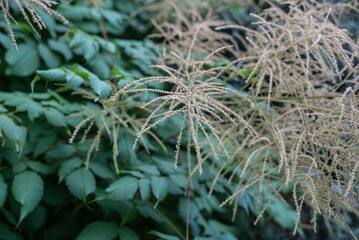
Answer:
xmin=83 ymin=38 xmax=99 ymax=61
xmin=48 ymin=39 xmax=73 ymax=60
xmin=36 ymin=69 xmax=66 ymax=82
xmin=12 ymin=162 xmax=27 ymax=173
xmin=0 ymin=174 xmax=7 ymax=208
xmin=89 ymin=56 xmax=111 ymax=80
xmin=0 ymin=104 xmax=8 ymax=112
xmin=38 ymin=43 xmax=61 ymax=68
xmin=153 ymin=157 xmax=176 ymax=174
xmin=3 ymin=95 xmax=28 ymax=107
xmin=136 ymin=205 xmax=164 ymax=223
xmin=12 ymin=171 xmax=44 ymax=225
xmin=169 ymin=174 xmax=187 ymax=189
xmin=45 ymin=108 xmax=67 ymax=127
xmin=0 ymin=33 xmax=12 ymax=49
xmin=74 ymin=65 xmax=111 ymax=100
xmin=105 ymin=176 xmax=139 ymax=201
xmin=75 ymin=221 xmax=118 ymax=240
xmin=151 ymin=177 xmax=169 ymax=206
xmin=267 ymin=198 xmax=296 ymax=229
xmin=66 ymin=70 xmax=84 ymax=89
xmin=89 ymin=161 xmax=114 ymax=180
xmin=89 ymin=76 xmax=111 ymax=101
xmin=139 ymin=178 xmax=150 ymax=201
xmin=101 ymin=9 xmax=126 ymax=29
xmin=120 ymin=170 xmax=145 ymax=178
xmin=206 ymin=220 xmax=237 ymax=235
xmin=147 ymin=230 xmax=180 ymax=240
xmin=138 ymin=165 xmax=160 ymax=176
xmin=16 ymin=100 xmax=46 ymax=121
xmin=47 ymin=144 xmax=76 ymax=159
xmin=5 ymin=44 xmax=40 ymax=76
xmin=58 ymin=157 xmax=83 ymax=183
xmin=0 ymin=115 xmax=20 ymax=142
xmin=59 ymin=5 xmax=92 ymax=22
xmin=69 ymin=32 xmax=85 ymax=49
xmin=119 ymin=227 xmax=140 ymax=240
xmin=27 ymin=161 xmax=53 ymax=174
xmin=65 ymin=168 xmax=96 ymax=200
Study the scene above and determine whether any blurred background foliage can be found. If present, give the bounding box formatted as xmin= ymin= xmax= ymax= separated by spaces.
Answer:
xmin=0 ymin=0 xmax=358 ymax=240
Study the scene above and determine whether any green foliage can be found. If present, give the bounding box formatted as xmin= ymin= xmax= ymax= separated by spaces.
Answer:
xmin=0 ymin=0 xmax=358 ymax=240
xmin=75 ymin=221 xmax=118 ymax=240
xmin=12 ymin=170 xmax=44 ymax=225
xmin=105 ymin=176 xmax=139 ymax=201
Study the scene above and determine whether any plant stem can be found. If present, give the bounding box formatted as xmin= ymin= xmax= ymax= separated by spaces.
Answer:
xmin=146 ymin=201 xmax=186 ymax=240
xmin=186 ymin=186 xmax=192 ymax=240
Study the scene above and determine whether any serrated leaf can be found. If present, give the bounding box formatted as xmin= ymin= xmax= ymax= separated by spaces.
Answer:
xmin=120 ymin=170 xmax=145 ymax=178
xmin=48 ymin=39 xmax=73 ymax=60
xmin=137 ymin=165 xmax=160 ymax=176
xmin=83 ymin=38 xmax=99 ymax=61
xmin=36 ymin=69 xmax=66 ymax=82
xmin=0 ymin=115 xmax=20 ymax=142
xmin=47 ymin=144 xmax=76 ymax=160
xmin=105 ymin=176 xmax=138 ymax=201
xmin=65 ymin=168 xmax=96 ymax=200
xmin=66 ymin=70 xmax=84 ymax=89
xmin=89 ymin=76 xmax=111 ymax=101
xmin=151 ymin=177 xmax=169 ymax=205
xmin=75 ymin=221 xmax=117 ymax=240
xmin=27 ymin=161 xmax=53 ymax=174
xmin=38 ymin=43 xmax=61 ymax=68
xmin=69 ymin=32 xmax=85 ymax=49
xmin=58 ymin=157 xmax=83 ymax=183
xmin=119 ymin=227 xmax=140 ymax=240
xmin=89 ymin=56 xmax=111 ymax=80
xmin=3 ymin=96 xmax=28 ymax=107
xmin=153 ymin=157 xmax=175 ymax=174
xmin=5 ymin=44 xmax=40 ymax=76
xmin=16 ymin=100 xmax=46 ymax=121
xmin=139 ymin=178 xmax=150 ymax=201
xmin=0 ymin=174 xmax=7 ymax=208
xmin=89 ymin=161 xmax=114 ymax=180
xmin=136 ymin=205 xmax=164 ymax=223
xmin=12 ymin=171 xmax=44 ymax=225
xmin=45 ymin=108 xmax=67 ymax=127
xmin=73 ymin=64 xmax=111 ymax=101
xmin=169 ymin=174 xmax=187 ymax=189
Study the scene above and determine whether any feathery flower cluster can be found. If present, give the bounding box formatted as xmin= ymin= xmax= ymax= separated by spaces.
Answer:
xmin=217 ymin=0 xmax=359 ymax=104
xmin=111 ymin=29 xmax=258 ymax=178
xmin=0 ymin=0 xmax=68 ymax=51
